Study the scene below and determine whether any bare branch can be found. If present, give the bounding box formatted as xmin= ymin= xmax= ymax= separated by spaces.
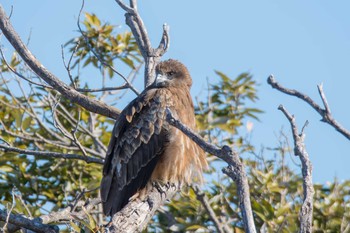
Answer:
xmin=76 ymin=84 xmax=130 ymax=93
xmin=115 ymin=0 xmax=170 ymax=87
xmin=108 ymin=183 xmax=178 ymax=232
xmin=268 ymin=75 xmax=350 ymax=140
xmin=0 ymin=143 xmax=104 ymax=164
xmin=61 ymin=42 xmax=80 ymax=89
xmin=317 ymin=83 xmax=331 ymax=115
xmin=165 ymin=108 xmax=256 ymax=233
xmin=40 ymin=198 xmax=101 ymax=224
xmin=278 ymin=105 xmax=314 ymax=233
xmin=0 ymin=209 xmax=58 ymax=233
xmin=0 ymin=5 xmax=120 ymax=119
xmin=154 ymin=23 xmax=170 ymax=57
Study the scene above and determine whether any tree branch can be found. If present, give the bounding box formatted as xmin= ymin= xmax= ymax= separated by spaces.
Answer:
xmin=0 ymin=209 xmax=58 ymax=233
xmin=165 ymin=108 xmax=256 ymax=233
xmin=193 ymin=185 xmax=231 ymax=233
xmin=40 ymin=198 xmax=101 ymax=224
xmin=0 ymin=144 xmax=104 ymax=164
xmin=0 ymin=4 xmax=120 ymax=120
xmin=108 ymin=183 xmax=178 ymax=232
xmin=278 ymin=105 xmax=314 ymax=233
xmin=267 ymin=75 xmax=350 ymax=140
xmin=115 ymin=0 xmax=170 ymax=87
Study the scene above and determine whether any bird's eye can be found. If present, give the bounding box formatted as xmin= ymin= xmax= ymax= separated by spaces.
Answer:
xmin=167 ymin=71 xmax=175 ymax=76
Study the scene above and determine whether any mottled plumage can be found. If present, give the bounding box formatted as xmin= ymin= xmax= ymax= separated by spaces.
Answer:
xmin=100 ymin=59 xmax=207 ymax=216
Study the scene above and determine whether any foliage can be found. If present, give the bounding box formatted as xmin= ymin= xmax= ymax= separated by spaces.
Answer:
xmin=66 ymin=13 xmax=142 ymax=79
xmin=196 ymin=71 xmax=262 ymax=151
xmin=1 ymin=12 xmax=350 ymax=233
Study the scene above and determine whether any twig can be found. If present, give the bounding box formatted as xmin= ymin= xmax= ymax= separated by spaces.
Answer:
xmin=267 ymin=75 xmax=350 ymax=140
xmin=3 ymin=187 xmax=16 ymax=232
xmin=76 ymin=84 xmax=130 ymax=93
xmin=0 ymin=5 xmax=120 ymax=119
xmin=0 ymin=46 xmax=53 ymax=89
xmin=61 ymin=41 xmax=80 ymax=89
xmin=278 ymin=105 xmax=314 ymax=233
xmin=193 ymin=185 xmax=232 ymax=233
xmin=40 ymin=198 xmax=101 ymax=224
xmin=0 ymin=143 xmax=104 ymax=164
xmin=165 ymin=108 xmax=256 ymax=233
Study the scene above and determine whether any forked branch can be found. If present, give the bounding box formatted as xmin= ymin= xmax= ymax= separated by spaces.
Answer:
xmin=115 ymin=0 xmax=170 ymax=87
xmin=268 ymin=75 xmax=350 ymax=140
xmin=278 ymin=105 xmax=314 ymax=233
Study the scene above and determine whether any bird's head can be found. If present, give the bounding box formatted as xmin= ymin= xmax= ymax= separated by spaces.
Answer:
xmin=154 ymin=59 xmax=192 ymax=88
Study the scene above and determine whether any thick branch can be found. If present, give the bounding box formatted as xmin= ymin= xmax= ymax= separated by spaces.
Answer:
xmin=278 ymin=105 xmax=314 ymax=233
xmin=0 ymin=5 xmax=120 ymax=120
xmin=268 ymin=75 xmax=350 ymax=140
xmin=108 ymin=183 xmax=178 ymax=232
xmin=0 ymin=209 xmax=58 ymax=233
xmin=0 ymin=144 xmax=104 ymax=164
xmin=166 ymin=108 xmax=256 ymax=233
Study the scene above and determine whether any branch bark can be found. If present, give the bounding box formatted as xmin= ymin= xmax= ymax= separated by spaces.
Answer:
xmin=0 ymin=209 xmax=59 ymax=233
xmin=166 ymin=108 xmax=256 ymax=233
xmin=0 ymin=4 xmax=120 ymax=120
xmin=278 ymin=105 xmax=314 ymax=233
xmin=108 ymin=183 xmax=178 ymax=232
xmin=268 ymin=75 xmax=350 ymax=140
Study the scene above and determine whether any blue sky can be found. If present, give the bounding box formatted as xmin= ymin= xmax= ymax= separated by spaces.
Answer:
xmin=2 ymin=1 xmax=350 ymax=184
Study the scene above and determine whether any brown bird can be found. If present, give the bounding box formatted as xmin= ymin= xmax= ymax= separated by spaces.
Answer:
xmin=100 ymin=59 xmax=207 ymax=216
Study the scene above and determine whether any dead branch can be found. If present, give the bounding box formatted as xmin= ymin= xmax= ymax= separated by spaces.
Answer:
xmin=278 ymin=105 xmax=314 ymax=233
xmin=115 ymin=0 xmax=170 ymax=87
xmin=268 ymin=75 xmax=350 ymax=140
xmin=0 ymin=4 xmax=120 ymax=120
xmin=166 ymin=108 xmax=256 ymax=233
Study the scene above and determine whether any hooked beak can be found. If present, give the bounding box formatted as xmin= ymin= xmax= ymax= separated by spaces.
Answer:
xmin=155 ymin=73 xmax=168 ymax=87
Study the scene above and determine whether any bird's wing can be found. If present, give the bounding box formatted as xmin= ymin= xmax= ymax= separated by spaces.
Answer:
xmin=100 ymin=89 xmax=170 ymax=215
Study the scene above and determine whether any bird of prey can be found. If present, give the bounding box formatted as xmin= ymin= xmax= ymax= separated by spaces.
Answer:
xmin=100 ymin=59 xmax=207 ymax=216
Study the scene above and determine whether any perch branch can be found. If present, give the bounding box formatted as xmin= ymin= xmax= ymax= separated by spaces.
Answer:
xmin=267 ymin=75 xmax=350 ymax=140
xmin=0 ymin=4 xmax=120 ymax=119
xmin=166 ymin=108 xmax=256 ymax=233
xmin=108 ymin=183 xmax=178 ymax=232
xmin=278 ymin=105 xmax=314 ymax=233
